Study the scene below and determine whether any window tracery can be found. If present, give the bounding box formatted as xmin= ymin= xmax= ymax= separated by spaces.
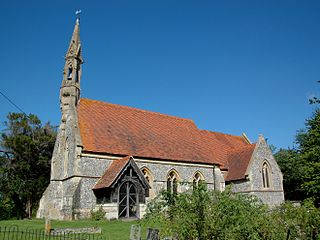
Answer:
xmin=262 ymin=162 xmax=271 ymax=188
xmin=141 ymin=167 xmax=152 ymax=184
xmin=193 ymin=172 xmax=204 ymax=188
xmin=167 ymin=170 xmax=179 ymax=194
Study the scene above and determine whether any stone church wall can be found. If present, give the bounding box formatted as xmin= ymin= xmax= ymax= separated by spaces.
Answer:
xmin=77 ymin=156 xmax=113 ymax=177
xmin=72 ymin=178 xmax=99 ymax=219
xmin=135 ymin=160 xmax=216 ymax=197
xmin=71 ymin=156 xmax=116 ymax=219
xmin=227 ymin=180 xmax=251 ymax=192
xmin=69 ymin=155 xmax=222 ymax=220
xmin=37 ymin=177 xmax=82 ymax=220
xmin=40 ymin=142 xmax=283 ymax=220
xmin=229 ymin=137 xmax=284 ymax=206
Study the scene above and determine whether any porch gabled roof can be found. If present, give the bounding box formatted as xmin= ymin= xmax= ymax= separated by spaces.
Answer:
xmin=93 ymin=156 xmax=150 ymax=190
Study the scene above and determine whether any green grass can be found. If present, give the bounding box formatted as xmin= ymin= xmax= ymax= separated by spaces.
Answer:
xmin=0 ymin=219 xmax=149 ymax=240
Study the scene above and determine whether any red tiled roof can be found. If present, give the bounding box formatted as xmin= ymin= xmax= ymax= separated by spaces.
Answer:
xmin=77 ymin=98 xmax=255 ymax=180
xmin=93 ymin=156 xmax=131 ymax=189
xmin=224 ymin=144 xmax=256 ymax=181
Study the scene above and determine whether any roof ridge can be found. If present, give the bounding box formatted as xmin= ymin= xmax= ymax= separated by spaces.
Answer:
xmin=228 ymin=142 xmax=256 ymax=153
xmin=200 ymin=129 xmax=244 ymax=139
xmin=80 ymin=98 xmax=197 ymax=125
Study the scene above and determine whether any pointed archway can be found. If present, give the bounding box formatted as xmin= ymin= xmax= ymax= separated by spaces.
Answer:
xmin=93 ymin=156 xmax=150 ymax=219
xmin=118 ymin=181 xmax=138 ymax=218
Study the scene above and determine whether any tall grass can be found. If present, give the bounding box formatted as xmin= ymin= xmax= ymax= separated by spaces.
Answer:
xmin=0 ymin=219 xmax=147 ymax=240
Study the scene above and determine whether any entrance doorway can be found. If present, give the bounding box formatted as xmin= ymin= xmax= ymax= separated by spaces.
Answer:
xmin=118 ymin=181 xmax=138 ymax=218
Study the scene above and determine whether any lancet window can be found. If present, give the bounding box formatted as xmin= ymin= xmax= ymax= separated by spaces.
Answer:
xmin=262 ymin=162 xmax=271 ymax=188
xmin=141 ymin=168 xmax=153 ymax=184
xmin=167 ymin=170 xmax=179 ymax=195
xmin=193 ymin=172 xmax=204 ymax=188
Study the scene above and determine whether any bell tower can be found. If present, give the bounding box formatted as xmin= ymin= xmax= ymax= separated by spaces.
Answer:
xmin=60 ymin=15 xmax=83 ymax=129
xmin=51 ymin=13 xmax=84 ymax=181
xmin=37 ymin=14 xmax=85 ymax=220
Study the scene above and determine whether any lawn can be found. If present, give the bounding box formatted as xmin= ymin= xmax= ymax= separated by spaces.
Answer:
xmin=0 ymin=219 xmax=150 ymax=240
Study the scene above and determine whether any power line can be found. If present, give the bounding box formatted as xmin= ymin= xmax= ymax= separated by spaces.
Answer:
xmin=0 ymin=90 xmax=28 ymax=116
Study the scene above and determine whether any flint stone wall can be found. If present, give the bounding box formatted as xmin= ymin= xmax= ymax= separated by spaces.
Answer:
xmin=69 ymin=156 xmax=224 ymax=219
xmin=228 ymin=138 xmax=284 ymax=206
xmin=77 ymin=156 xmax=113 ymax=177
xmin=135 ymin=160 xmax=216 ymax=197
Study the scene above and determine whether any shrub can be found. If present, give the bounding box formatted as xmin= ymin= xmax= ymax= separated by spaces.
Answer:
xmin=90 ymin=205 xmax=105 ymax=221
xmin=142 ymin=184 xmax=320 ymax=240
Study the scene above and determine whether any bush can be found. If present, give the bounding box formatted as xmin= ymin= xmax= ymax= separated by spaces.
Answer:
xmin=90 ymin=205 xmax=105 ymax=221
xmin=142 ymin=184 xmax=320 ymax=240
xmin=270 ymin=199 xmax=320 ymax=239
xmin=0 ymin=197 xmax=15 ymax=220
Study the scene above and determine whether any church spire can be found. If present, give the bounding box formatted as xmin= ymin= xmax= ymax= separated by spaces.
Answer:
xmin=60 ymin=13 xmax=84 ymax=128
xmin=65 ymin=13 xmax=82 ymax=64
xmin=63 ymin=14 xmax=83 ymax=86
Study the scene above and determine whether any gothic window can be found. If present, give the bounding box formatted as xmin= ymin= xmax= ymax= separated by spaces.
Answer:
xmin=141 ymin=168 xmax=153 ymax=184
xmin=262 ymin=162 xmax=271 ymax=188
xmin=167 ymin=170 xmax=179 ymax=195
xmin=193 ymin=172 xmax=204 ymax=188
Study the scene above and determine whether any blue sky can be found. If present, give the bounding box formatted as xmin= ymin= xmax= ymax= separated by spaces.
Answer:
xmin=0 ymin=0 xmax=319 ymax=150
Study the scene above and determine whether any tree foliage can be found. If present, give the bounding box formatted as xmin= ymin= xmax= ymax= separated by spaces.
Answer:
xmin=274 ymin=149 xmax=305 ymax=201
xmin=309 ymin=81 xmax=320 ymax=104
xmin=298 ymin=109 xmax=320 ymax=205
xmin=275 ymin=109 xmax=320 ymax=206
xmin=143 ymin=184 xmax=320 ymax=240
xmin=0 ymin=113 xmax=56 ymax=219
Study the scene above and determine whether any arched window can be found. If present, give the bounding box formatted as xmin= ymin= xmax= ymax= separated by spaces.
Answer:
xmin=262 ymin=162 xmax=271 ymax=188
xmin=141 ymin=167 xmax=153 ymax=184
xmin=193 ymin=172 xmax=204 ymax=188
xmin=167 ymin=170 xmax=179 ymax=195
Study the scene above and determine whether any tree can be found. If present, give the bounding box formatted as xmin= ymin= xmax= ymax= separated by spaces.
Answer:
xmin=275 ymin=80 xmax=320 ymax=205
xmin=275 ymin=109 xmax=320 ymax=206
xmin=274 ymin=149 xmax=306 ymax=201
xmin=297 ymin=109 xmax=320 ymax=206
xmin=309 ymin=80 xmax=320 ymax=104
xmin=0 ymin=113 xmax=56 ymax=219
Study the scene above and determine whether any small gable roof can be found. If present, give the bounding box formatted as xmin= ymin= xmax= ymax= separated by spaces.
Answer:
xmin=224 ymin=144 xmax=256 ymax=181
xmin=93 ymin=156 xmax=131 ymax=190
xmin=78 ymin=98 xmax=257 ymax=181
xmin=93 ymin=156 xmax=149 ymax=190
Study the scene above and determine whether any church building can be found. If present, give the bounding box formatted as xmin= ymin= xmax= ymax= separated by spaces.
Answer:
xmin=37 ymin=18 xmax=284 ymax=220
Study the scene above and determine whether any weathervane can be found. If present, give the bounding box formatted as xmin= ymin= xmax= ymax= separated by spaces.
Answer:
xmin=76 ymin=9 xmax=82 ymax=23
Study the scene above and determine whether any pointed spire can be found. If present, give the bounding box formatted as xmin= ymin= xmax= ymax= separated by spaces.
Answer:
xmin=65 ymin=16 xmax=82 ymax=62
xmin=60 ymin=13 xmax=84 ymax=124
xmin=62 ymin=12 xmax=83 ymax=84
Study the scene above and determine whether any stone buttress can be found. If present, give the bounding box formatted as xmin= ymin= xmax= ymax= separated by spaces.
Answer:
xmin=37 ymin=17 xmax=84 ymax=220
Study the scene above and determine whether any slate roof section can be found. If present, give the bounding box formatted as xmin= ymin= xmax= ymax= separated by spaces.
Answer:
xmin=93 ymin=156 xmax=131 ymax=189
xmin=77 ymin=98 xmax=256 ymax=180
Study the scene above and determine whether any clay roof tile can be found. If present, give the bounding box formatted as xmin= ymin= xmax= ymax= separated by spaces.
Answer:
xmin=93 ymin=156 xmax=131 ymax=189
xmin=78 ymin=98 xmax=256 ymax=181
